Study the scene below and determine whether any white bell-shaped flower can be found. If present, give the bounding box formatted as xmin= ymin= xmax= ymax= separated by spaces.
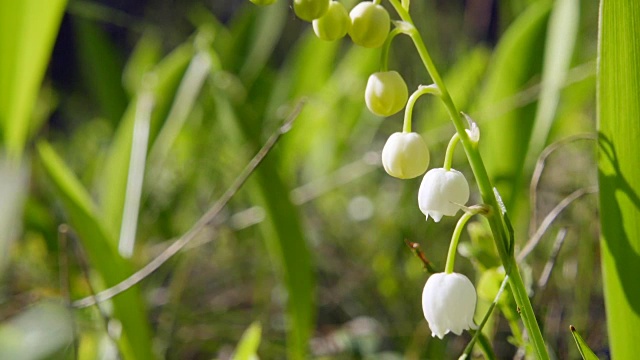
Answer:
xmin=381 ymin=132 xmax=430 ymax=179
xmin=422 ymin=272 xmax=478 ymax=339
xmin=418 ymin=168 xmax=469 ymax=222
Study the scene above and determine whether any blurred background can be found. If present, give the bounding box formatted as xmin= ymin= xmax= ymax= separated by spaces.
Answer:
xmin=0 ymin=0 xmax=603 ymax=358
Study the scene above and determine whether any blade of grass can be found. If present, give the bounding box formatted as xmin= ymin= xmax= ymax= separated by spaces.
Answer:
xmin=472 ymin=1 xmax=551 ymax=209
xmin=232 ymin=322 xmax=262 ymax=360
xmin=251 ymin=157 xmax=314 ymax=360
xmin=100 ymin=43 xmax=194 ymax=238
xmin=0 ymin=159 xmax=28 ymax=275
xmin=73 ymin=18 xmax=128 ymax=125
xmin=118 ymin=94 xmax=154 ymax=258
xmin=215 ymin=90 xmax=315 ymax=358
xmin=0 ymin=0 xmax=67 ymax=160
xmin=569 ymin=325 xmax=599 ymax=360
xmin=597 ymin=0 xmax=640 ymax=358
xmin=123 ymin=30 xmax=163 ymax=96
xmin=37 ymin=142 xmax=154 ymax=360
xmin=525 ymin=0 xmax=579 ymax=171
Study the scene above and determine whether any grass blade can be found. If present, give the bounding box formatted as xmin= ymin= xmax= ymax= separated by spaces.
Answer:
xmin=37 ymin=142 xmax=154 ymax=360
xmin=100 ymin=43 xmax=193 ymax=238
xmin=525 ymin=0 xmax=579 ymax=169
xmin=570 ymin=325 xmax=599 ymax=360
xmin=232 ymin=322 xmax=262 ymax=360
xmin=473 ymin=1 xmax=551 ymax=209
xmin=597 ymin=0 xmax=640 ymax=358
xmin=74 ymin=18 xmax=128 ymax=125
xmin=0 ymin=0 xmax=67 ymax=159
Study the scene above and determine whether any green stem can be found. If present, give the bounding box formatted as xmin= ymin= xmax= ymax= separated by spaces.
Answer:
xmin=387 ymin=1 xmax=549 ymax=358
xmin=444 ymin=211 xmax=473 ymax=273
xmin=403 ymin=85 xmax=439 ymax=133
xmin=381 ymin=28 xmax=403 ymax=72
xmin=443 ymin=133 xmax=460 ymax=171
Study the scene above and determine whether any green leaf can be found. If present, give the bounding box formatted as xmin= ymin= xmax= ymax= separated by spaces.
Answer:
xmin=232 ymin=322 xmax=262 ymax=360
xmin=73 ymin=18 xmax=128 ymax=125
xmin=123 ymin=30 xmax=163 ymax=96
xmin=37 ymin=142 xmax=154 ymax=360
xmin=597 ymin=0 xmax=640 ymax=358
xmin=99 ymin=43 xmax=194 ymax=239
xmin=0 ymin=0 xmax=67 ymax=159
xmin=473 ymin=1 xmax=551 ymax=209
xmin=525 ymin=0 xmax=579 ymax=170
xmin=570 ymin=325 xmax=599 ymax=360
xmin=252 ymin=158 xmax=315 ymax=360
xmin=423 ymin=46 xmax=491 ymax=134
xmin=213 ymin=88 xmax=315 ymax=359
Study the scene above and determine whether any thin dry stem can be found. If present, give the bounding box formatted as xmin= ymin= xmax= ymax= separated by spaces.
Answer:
xmin=72 ymin=99 xmax=305 ymax=308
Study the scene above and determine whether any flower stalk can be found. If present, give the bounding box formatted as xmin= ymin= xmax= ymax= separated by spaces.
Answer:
xmin=403 ymin=84 xmax=440 ymax=133
xmin=444 ymin=211 xmax=473 ymax=274
xmin=387 ymin=0 xmax=549 ymax=358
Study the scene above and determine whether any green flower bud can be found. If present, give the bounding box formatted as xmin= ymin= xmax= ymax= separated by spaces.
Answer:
xmin=365 ymin=71 xmax=408 ymax=116
xmin=382 ymin=132 xmax=430 ymax=179
xmin=348 ymin=1 xmax=390 ymax=48
xmin=250 ymin=0 xmax=276 ymax=5
xmin=313 ymin=1 xmax=351 ymax=41
xmin=294 ymin=0 xmax=330 ymax=22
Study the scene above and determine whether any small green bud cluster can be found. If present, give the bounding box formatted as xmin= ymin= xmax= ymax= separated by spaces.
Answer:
xmin=249 ymin=0 xmax=392 ymax=46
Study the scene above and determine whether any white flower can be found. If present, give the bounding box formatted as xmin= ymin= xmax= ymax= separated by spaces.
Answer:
xmin=418 ymin=168 xmax=469 ymax=222
xmin=422 ymin=272 xmax=477 ymax=339
xmin=381 ymin=132 xmax=430 ymax=179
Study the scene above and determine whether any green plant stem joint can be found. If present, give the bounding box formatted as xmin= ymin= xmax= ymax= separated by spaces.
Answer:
xmin=386 ymin=0 xmax=550 ymax=358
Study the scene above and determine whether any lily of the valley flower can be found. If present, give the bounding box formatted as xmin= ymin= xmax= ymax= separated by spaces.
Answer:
xmin=422 ymin=272 xmax=478 ymax=339
xmin=381 ymin=132 xmax=430 ymax=179
xmin=418 ymin=168 xmax=469 ymax=222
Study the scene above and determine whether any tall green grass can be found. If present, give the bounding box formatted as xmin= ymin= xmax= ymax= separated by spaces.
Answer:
xmin=597 ymin=0 xmax=640 ymax=358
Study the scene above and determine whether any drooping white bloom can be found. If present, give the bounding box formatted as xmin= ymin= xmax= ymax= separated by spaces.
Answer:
xmin=381 ymin=132 xmax=430 ymax=179
xmin=422 ymin=272 xmax=477 ymax=339
xmin=418 ymin=168 xmax=470 ymax=222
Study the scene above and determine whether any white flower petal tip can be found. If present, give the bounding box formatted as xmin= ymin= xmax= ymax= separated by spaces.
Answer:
xmin=418 ymin=168 xmax=470 ymax=221
xmin=422 ymin=272 xmax=478 ymax=339
xmin=462 ymin=112 xmax=480 ymax=143
xmin=381 ymin=132 xmax=430 ymax=179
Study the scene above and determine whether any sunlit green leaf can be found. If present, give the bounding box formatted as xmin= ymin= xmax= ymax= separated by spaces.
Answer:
xmin=0 ymin=0 xmax=67 ymax=159
xmin=232 ymin=322 xmax=262 ymax=360
xmin=473 ymin=1 xmax=551 ymax=210
xmin=525 ymin=0 xmax=579 ymax=170
xmin=597 ymin=0 xmax=640 ymax=358
xmin=570 ymin=325 xmax=599 ymax=360
xmin=37 ymin=142 xmax=154 ymax=360
xmin=99 ymin=43 xmax=194 ymax=239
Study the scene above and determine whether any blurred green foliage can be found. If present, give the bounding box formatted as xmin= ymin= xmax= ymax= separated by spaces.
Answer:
xmin=0 ymin=0 xmax=608 ymax=359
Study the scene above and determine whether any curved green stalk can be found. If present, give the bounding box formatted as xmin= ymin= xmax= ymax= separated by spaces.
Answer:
xmin=381 ymin=28 xmax=403 ymax=72
xmin=443 ymin=133 xmax=460 ymax=171
xmin=444 ymin=211 xmax=473 ymax=273
xmin=403 ymin=85 xmax=439 ymax=133
xmin=387 ymin=0 xmax=549 ymax=358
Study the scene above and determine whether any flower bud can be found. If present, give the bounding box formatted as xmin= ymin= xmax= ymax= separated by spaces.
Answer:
xmin=313 ymin=1 xmax=351 ymax=41
xmin=422 ymin=272 xmax=478 ymax=339
xmin=418 ymin=168 xmax=470 ymax=222
xmin=294 ymin=0 xmax=330 ymax=22
xmin=348 ymin=2 xmax=390 ymax=48
xmin=365 ymin=71 xmax=408 ymax=116
xmin=381 ymin=132 xmax=430 ymax=179
xmin=250 ymin=0 xmax=276 ymax=5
